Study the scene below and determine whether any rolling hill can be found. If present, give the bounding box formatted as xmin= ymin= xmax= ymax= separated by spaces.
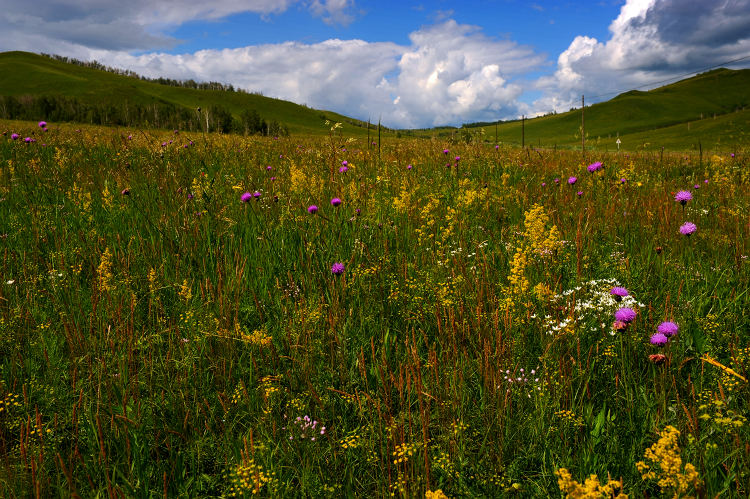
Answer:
xmin=456 ymin=67 xmax=750 ymax=151
xmin=0 ymin=51 xmax=381 ymax=136
xmin=1 ymin=50 xmax=749 ymax=149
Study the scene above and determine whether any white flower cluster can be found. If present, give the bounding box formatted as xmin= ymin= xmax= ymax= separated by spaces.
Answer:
xmin=538 ymin=278 xmax=645 ymax=336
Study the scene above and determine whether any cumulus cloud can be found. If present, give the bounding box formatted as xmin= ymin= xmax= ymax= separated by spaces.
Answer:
xmin=25 ymin=20 xmax=542 ymax=128
xmin=0 ymin=0 xmax=353 ymax=52
xmin=386 ymin=21 xmax=543 ymax=127
xmin=532 ymin=0 xmax=750 ymax=114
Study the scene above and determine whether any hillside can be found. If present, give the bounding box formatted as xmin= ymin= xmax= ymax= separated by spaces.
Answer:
xmin=2 ymin=50 xmax=749 ymax=148
xmin=457 ymin=67 xmax=750 ymax=151
xmin=0 ymin=51 xmax=379 ymax=136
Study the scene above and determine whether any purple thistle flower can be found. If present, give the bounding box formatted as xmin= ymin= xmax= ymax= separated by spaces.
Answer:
xmin=587 ymin=162 xmax=602 ymax=173
xmin=253 ymin=191 xmax=261 ymax=199
xmin=11 ymin=133 xmax=19 ymax=140
xmin=127 ymin=134 xmax=133 ymax=140
xmin=339 ymin=166 xmax=348 ymax=173
xmin=443 ymin=149 xmax=449 ymax=155
xmin=341 ymin=160 xmax=348 ymax=166
xmin=241 ymin=192 xmax=253 ymax=203
xmin=307 ymin=205 xmax=318 ymax=214
xmin=266 ymin=165 xmax=272 ymax=171
xmin=407 ymin=164 xmax=412 ymax=170
xmin=657 ymin=321 xmax=679 ymax=337
xmin=554 ymin=178 xmax=560 ymax=184
xmin=38 ymin=121 xmax=47 ymax=128
xmin=331 ymin=262 xmax=345 ymax=275
xmin=455 ymin=156 xmax=461 ymax=162
xmin=121 ymin=188 xmax=130 ymax=196
xmin=693 ymin=184 xmax=700 ymax=189
xmin=495 ymin=145 xmax=499 ymax=150
xmin=674 ymin=191 xmax=692 ymax=205
xmin=541 ymin=182 xmax=546 ymax=187
xmin=614 ymin=307 xmax=637 ymax=323
xmin=650 ymin=333 xmax=669 ymax=346
xmin=331 ymin=197 xmax=342 ymax=207
xmin=610 ymin=287 xmax=629 ymax=301
xmin=24 ymin=137 xmax=32 ymax=143
xmin=679 ymin=222 xmax=697 ymax=236
xmin=620 ymin=178 xmax=627 ymax=184
xmin=576 ymin=191 xmax=583 ymax=197
xmin=568 ymin=176 xmax=577 ymax=185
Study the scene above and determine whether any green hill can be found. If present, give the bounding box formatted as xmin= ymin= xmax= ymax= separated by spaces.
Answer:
xmin=0 ymin=51 xmax=379 ymax=136
xmin=2 ymin=50 xmax=749 ymax=148
xmin=456 ymin=67 xmax=750 ymax=151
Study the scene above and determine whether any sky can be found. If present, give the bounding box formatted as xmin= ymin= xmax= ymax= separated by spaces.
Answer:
xmin=1 ymin=0 xmax=750 ymax=128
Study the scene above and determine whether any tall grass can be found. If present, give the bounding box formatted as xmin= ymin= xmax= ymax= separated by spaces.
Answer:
xmin=0 ymin=119 xmax=748 ymax=497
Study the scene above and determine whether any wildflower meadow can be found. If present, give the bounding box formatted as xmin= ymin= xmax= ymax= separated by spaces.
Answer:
xmin=0 ymin=120 xmax=748 ymax=497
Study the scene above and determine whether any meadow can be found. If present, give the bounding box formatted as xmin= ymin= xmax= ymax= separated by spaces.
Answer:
xmin=0 ymin=119 xmax=748 ymax=497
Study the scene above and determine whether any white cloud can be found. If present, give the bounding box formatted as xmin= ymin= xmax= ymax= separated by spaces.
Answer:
xmin=387 ymin=21 xmax=543 ymax=127
xmin=309 ymin=0 xmax=357 ymax=26
xmin=28 ymin=20 xmax=543 ymax=128
xmin=532 ymin=0 xmax=750 ymax=114
xmin=0 ymin=0 xmax=352 ymax=52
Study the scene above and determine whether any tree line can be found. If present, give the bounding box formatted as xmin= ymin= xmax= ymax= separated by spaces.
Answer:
xmin=0 ymin=94 xmax=289 ymax=136
xmin=39 ymin=53 xmax=262 ymax=95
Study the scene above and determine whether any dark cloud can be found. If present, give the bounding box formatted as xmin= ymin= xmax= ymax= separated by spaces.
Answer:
xmin=533 ymin=0 xmax=750 ymax=114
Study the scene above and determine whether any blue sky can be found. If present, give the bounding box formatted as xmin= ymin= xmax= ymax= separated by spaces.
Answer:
xmin=2 ymin=0 xmax=750 ymax=128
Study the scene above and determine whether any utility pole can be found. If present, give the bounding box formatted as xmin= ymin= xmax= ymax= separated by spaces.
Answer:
xmin=581 ymin=95 xmax=585 ymax=161
xmin=378 ymin=118 xmax=381 ymax=160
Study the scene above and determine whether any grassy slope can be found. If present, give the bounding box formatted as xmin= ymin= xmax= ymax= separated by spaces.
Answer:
xmin=2 ymin=51 xmax=749 ymax=148
xmin=458 ymin=68 xmax=750 ymax=151
xmin=0 ymin=51 xmax=380 ymax=136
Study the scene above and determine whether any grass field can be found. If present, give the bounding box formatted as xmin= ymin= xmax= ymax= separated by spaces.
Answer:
xmin=0 ymin=119 xmax=749 ymax=497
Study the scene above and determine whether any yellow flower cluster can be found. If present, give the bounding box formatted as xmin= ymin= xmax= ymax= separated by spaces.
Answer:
xmin=258 ymin=376 xmax=281 ymax=399
xmin=147 ymin=268 xmax=158 ymax=295
xmin=97 ymin=247 xmax=114 ymax=291
xmin=178 ymin=279 xmax=192 ymax=302
xmin=523 ymin=204 xmax=560 ymax=258
xmin=230 ymin=382 xmax=245 ymax=405
xmin=425 ymin=489 xmax=450 ymax=499
xmin=242 ymin=328 xmax=272 ymax=348
xmin=392 ymin=184 xmax=411 ymax=214
xmin=393 ymin=442 xmax=418 ymax=464
xmin=102 ymin=182 xmax=114 ymax=210
xmin=340 ymin=431 xmax=363 ymax=450
xmin=432 ymin=450 xmax=454 ymax=474
xmin=555 ymin=468 xmax=627 ymax=498
xmin=456 ymin=178 xmax=481 ymax=209
xmin=554 ymin=410 xmax=585 ymax=428
xmin=69 ymin=182 xmax=92 ymax=213
xmin=0 ymin=392 xmax=21 ymax=413
xmin=507 ymin=248 xmax=529 ymax=298
xmin=698 ymin=398 xmax=746 ymax=432
xmin=450 ymin=420 xmax=468 ymax=437
xmin=635 ymin=426 xmax=699 ymax=497
xmin=226 ymin=458 xmax=277 ymax=496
